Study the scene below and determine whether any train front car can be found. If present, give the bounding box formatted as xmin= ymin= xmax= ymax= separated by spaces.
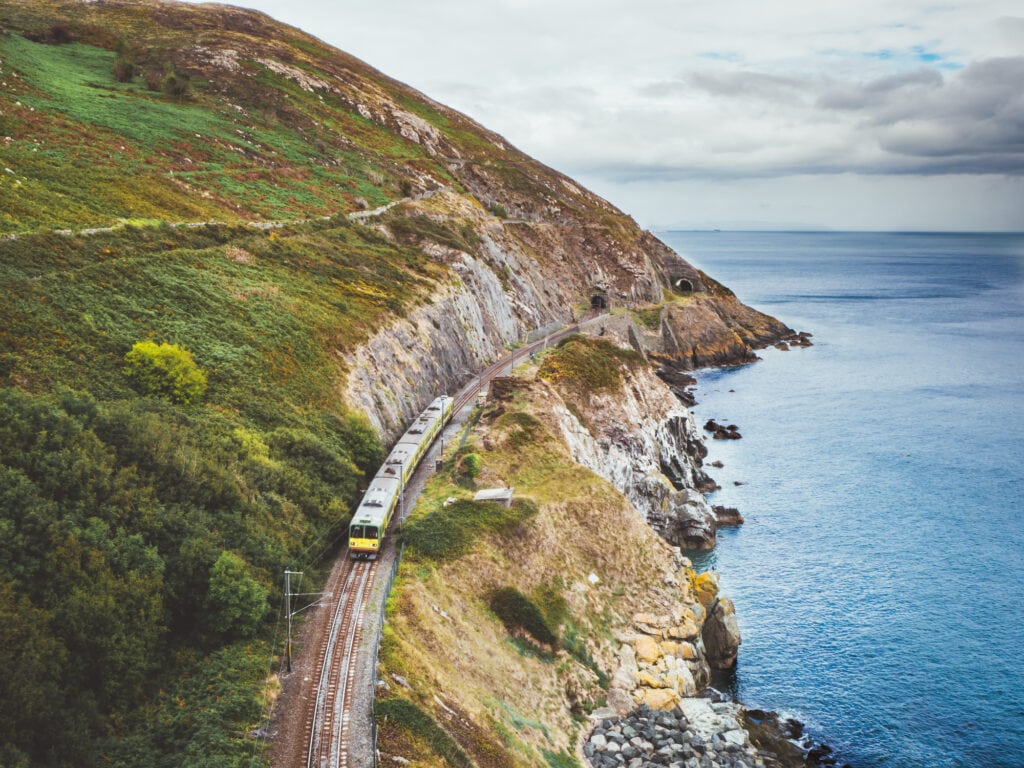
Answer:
xmin=348 ymin=476 xmax=400 ymax=559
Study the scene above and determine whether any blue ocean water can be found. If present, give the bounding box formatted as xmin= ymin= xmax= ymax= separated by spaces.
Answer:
xmin=658 ymin=231 xmax=1024 ymax=768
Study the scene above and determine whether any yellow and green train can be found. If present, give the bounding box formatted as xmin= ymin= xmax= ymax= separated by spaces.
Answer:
xmin=348 ymin=396 xmax=454 ymax=559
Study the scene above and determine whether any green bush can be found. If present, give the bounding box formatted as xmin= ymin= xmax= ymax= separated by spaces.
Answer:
xmin=161 ymin=69 xmax=191 ymax=100
xmin=205 ymin=551 xmax=269 ymax=639
xmin=402 ymin=498 xmax=538 ymax=561
xmin=489 ymin=587 xmax=558 ymax=647
xmin=460 ymin=452 xmax=481 ymax=480
xmin=124 ymin=341 xmax=208 ymax=404
xmin=538 ymin=335 xmax=645 ymax=399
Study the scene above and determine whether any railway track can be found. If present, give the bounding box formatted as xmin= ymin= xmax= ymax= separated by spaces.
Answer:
xmin=452 ymin=320 xmax=589 ymax=412
xmin=304 ymin=554 xmax=379 ymax=768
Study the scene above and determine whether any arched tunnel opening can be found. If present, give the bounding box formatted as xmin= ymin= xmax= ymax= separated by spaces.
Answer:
xmin=590 ymin=293 xmax=608 ymax=310
xmin=674 ymin=278 xmax=694 ymax=293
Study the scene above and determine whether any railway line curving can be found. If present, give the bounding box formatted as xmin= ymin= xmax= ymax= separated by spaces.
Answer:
xmin=289 ymin=312 xmax=605 ymax=768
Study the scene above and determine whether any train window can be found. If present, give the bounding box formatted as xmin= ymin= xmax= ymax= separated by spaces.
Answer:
xmin=365 ymin=526 xmax=379 ymax=540
xmin=350 ymin=525 xmax=364 ymax=538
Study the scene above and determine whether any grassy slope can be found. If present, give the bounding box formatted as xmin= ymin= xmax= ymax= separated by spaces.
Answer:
xmin=0 ymin=5 xmax=441 ymax=229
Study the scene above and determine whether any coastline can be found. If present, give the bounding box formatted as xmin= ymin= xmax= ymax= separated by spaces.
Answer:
xmin=582 ymin=334 xmax=847 ymax=768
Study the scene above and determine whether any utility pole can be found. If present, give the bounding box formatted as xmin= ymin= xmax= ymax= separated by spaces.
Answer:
xmin=284 ymin=569 xmax=301 ymax=673
xmin=399 ymin=462 xmax=405 ymax=523
xmin=282 ymin=570 xmax=330 ymax=675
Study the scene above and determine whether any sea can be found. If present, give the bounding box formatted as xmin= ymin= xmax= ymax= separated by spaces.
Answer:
xmin=657 ymin=231 xmax=1024 ymax=768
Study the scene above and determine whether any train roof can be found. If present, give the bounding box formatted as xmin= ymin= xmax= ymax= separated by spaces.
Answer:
xmin=425 ymin=396 xmax=453 ymax=412
xmin=350 ymin=476 xmax=400 ymax=527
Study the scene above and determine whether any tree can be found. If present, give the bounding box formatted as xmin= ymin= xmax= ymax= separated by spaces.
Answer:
xmin=206 ymin=551 xmax=268 ymax=638
xmin=113 ymin=40 xmax=135 ymax=82
xmin=161 ymin=69 xmax=191 ymax=101
xmin=123 ymin=341 xmax=207 ymax=404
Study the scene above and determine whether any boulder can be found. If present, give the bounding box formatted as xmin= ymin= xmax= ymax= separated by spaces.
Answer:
xmin=702 ymin=598 xmax=741 ymax=669
xmin=611 ymin=644 xmax=639 ymax=690
xmin=638 ymin=671 xmax=666 ymax=688
xmin=637 ymin=687 xmax=682 ymax=711
xmin=660 ymin=640 xmax=698 ymax=660
xmin=691 ymin=572 xmax=719 ymax=607
xmin=607 ymin=687 xmax=635 ymax=716
xmin=712 ymin=505 xmax=744 ymax=527
xmin=634 ymin=634 xmax=663 ymax=664
xmin=654 ymin=489 xmax=717 ymax=550
xmin=634 ymin=613 xmax=671 ymax=634
xmin=664 ymin=615 xmax=699 ymax=640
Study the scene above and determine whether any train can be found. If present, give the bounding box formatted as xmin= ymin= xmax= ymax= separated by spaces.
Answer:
xmin=347 ymin=395 xmax=454 ymax=559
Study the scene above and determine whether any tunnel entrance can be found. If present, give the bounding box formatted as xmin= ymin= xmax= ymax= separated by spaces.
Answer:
xmin=590 ymin=290 xmax=609 ymax=310
xmin=674 ymin=278 xmax=694 ymax=293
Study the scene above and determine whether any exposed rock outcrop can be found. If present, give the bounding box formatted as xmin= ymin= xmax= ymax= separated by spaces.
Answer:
xmin=544 ymin=349 xmax=720 ymax=550
xmin=713 ymin=505 xmax=745 ymax=527
xmin=703 ymin=598 xmax=742 ymax=670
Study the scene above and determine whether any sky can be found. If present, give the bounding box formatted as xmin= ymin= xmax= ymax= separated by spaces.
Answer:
xmin=193 ymin=0 xmax=1023 ymax=231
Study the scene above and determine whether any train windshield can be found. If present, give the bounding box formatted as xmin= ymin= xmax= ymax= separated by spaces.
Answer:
xmin=350 ymin=525 xmax=378 ymax=540
xmin=349 ymin=525 xmax=364 ymax=538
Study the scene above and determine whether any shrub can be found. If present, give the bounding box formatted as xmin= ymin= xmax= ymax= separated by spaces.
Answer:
xmin=538 ymin=334 xmax=645 ymax=399
xmin=205 ymin=551 xmax=268 ymax=639
xmin=161 ymin=69 xmax=191 ymax=100
xmin=113 ymin=55 xmax=135 ymax=82
xmin=489 ymin=587 xmax=558 ymax=647
xmin=402 ymin=498 xmax=538 ymax=561
xmin=460 ymin=452 xmax=481 ymax=480
xmin=488 ymin=202 xmax=508 ymax=219
xmin=123 ymin=341 xmax=207 ymax=404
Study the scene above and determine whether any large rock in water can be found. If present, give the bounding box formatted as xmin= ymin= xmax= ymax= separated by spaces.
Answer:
xmin=649 ymin=488 xmax=717 ymax=550
xmin=702 ymin=597 xmax=742 ymax=669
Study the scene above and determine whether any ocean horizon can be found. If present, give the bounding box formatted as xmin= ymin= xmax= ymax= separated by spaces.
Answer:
xmin=659 ymin=230 xmax=1024 ymax=768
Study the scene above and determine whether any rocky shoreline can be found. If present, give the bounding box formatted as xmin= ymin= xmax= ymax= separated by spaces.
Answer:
xmin=575 ymin=329 xmax=844 ymax=768
xmin=584 ymin=699 xmax=849 ymax=768
xmin=585 ymin=700 xmax=763 ymax=768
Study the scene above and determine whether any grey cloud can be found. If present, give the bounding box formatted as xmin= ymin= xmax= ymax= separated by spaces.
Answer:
xmin=817 ymin=68 xmax=943 ymax=110
xmin=645 ymin=70 xmax=811 ymax=105
xmin=866 ymin=57 xmax=1024 ymax=172
xmin=583 ymin=56 xmax=1024 ymax=181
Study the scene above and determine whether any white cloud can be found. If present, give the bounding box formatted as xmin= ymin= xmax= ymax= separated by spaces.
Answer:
xmin=186 ymin=0 xmax=1024 ymax=229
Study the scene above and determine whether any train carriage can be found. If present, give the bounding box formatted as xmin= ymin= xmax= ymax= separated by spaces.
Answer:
xmin=348 ymin=396 xmax=453 ymax=559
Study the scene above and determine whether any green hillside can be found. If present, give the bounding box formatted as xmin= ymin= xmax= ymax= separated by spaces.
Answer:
xmin=0 ymin=5 xmax=446 ymax=230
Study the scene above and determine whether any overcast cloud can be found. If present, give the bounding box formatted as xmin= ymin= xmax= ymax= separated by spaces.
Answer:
xmin=190 ymin=0 xmax=1024 ymax=230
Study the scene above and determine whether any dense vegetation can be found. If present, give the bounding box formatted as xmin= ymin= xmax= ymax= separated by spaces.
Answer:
xmin=0 ymin=198 xmax=463 ymax=765
xmin=401 ymin=498 xmax=538 ymax=562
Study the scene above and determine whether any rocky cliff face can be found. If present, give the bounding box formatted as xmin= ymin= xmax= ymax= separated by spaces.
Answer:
xmin=541 ymin=338 xmax=721 ymax=551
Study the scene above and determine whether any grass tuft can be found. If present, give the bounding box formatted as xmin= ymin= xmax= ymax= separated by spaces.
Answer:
xmin=401 ymin=498 xmax=538 ymax=562
xmin=375 ymin=697 xmax=474 ymax=768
